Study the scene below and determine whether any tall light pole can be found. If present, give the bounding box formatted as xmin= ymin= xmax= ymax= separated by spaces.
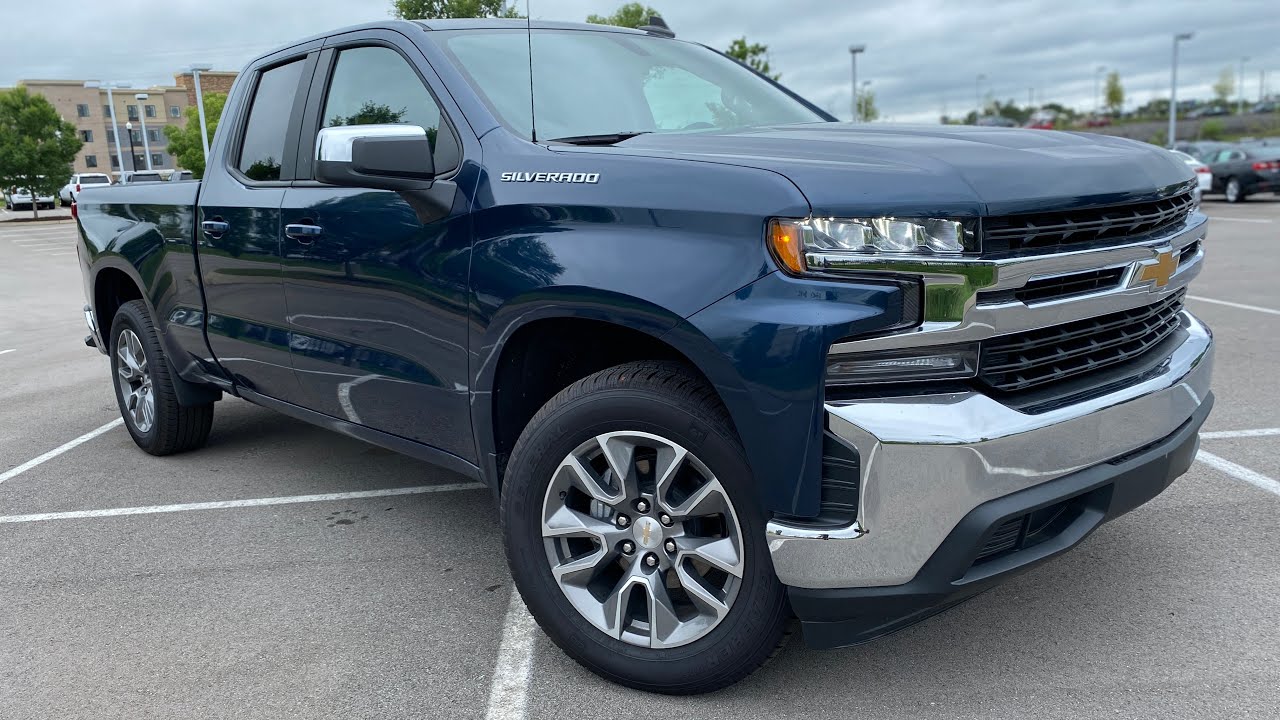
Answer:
xmin=1094 ymin=66 xmax=1107 ymax=114
xmin=1169 ymin=32 xmax=1193 ymax=148
xmin=187 ymin=64 xmax=213 ymax=165
xmin=135 ymin=93 xmax=153 ymax=170
xmin=84 ymin=81 xmax=131 ymax=178
xmin=848 ymin=45 xmax=866 ymax=122
xmin=125 ymin=121 xmax=138 ymax=172
xmin=975 ymin=74 xmax=987 ymax=117
xmin=1238 ymin=56 xmax=1251 ymax=114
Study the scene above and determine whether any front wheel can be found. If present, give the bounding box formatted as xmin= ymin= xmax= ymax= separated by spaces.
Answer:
xmin=501 ymin=361 xmax=790 ymax=694
xmin=109 ymin=300 xmax=214 ymax=455
xmin=1224 ymin=177 xmax=1245 ymax=203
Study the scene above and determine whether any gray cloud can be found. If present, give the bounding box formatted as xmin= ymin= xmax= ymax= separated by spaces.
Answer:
xmin=2 ymin=0 xmax=1276 ymax=122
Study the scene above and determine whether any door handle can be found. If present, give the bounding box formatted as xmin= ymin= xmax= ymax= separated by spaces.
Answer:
xmin=285 ymin=223 xmax=323 ymax=244
xmin=201 ymin=220 xmax=229 ymax=238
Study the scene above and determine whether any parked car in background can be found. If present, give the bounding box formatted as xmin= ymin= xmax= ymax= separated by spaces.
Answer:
xmin=1083 ymin=115 xmax=1112 ymax=127
xmin=1174 ymin=140 xmax=1233 ymax=163
xmin=1205 ymin=145 xmax=1280 ymax=202
xmin=1169 ymin=149 xmax=1211 ymax=203
xmin=975 ymin=115 xmax=1017 ymax=127
xmin=1187 ymin=105 xmax=1230 ymax=119
xmin=59 ymin=173 xmax=113 ymax=205
xmin=1251 ymin=101 xmax=1277 ymax=114
xmin=167 ymin=170 xmax=194 ymax=182
xmin=4 ymin=186 xmax=56 ymax=211
xmin=117 ymin=171 xmax=165 ymax=185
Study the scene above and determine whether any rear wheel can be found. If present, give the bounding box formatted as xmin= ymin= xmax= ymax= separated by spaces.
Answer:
xmin=1225 ymin=177 xmax=1245 ymax=203
xmin=501 ymin=361 xmax=789 ymax=694
xmin=109 ymin=300 xmax=214 ymax=455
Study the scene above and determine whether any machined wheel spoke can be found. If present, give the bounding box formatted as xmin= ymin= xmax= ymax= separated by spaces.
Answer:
xmin=542 ymin=505 xmax=618 ymax=542
xmin=674 ymin=563 xmax=730 ymax=619
xmin=678 ymin=536 xmax=744 ymax=578
xmin=653 ymin=444 xmax=688 ymax=505
xmin=551 ymin=548 xmax=609 ymax=585
xmin=554 ymin=454 xmax=622 ymax=506
xmin=647 ymin=580 xmax=684 ymax=647
xmin=596 ymin=433 xmax=641 ymax=502
xmin=601 ymin=568 xmax=648 ymax=638
xmin=668 ymin=478 xmax=729 ymax=520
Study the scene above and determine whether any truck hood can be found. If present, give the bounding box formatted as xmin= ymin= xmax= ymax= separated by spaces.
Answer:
xmin=594 ymin=123 xmax=1195 ymax=217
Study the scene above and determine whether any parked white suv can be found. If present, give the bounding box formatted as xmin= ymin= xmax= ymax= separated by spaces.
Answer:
xmin=3 ymin=186 xmax=56 ymax=211
xmin=59 ymin=173 xmax=113 ymax=205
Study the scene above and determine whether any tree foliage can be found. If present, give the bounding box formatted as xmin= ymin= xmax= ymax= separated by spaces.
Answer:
xmin=586 ymin=3 xmax=660 ymax=28
xmin=392 ymin=0 xmax=520 ymax=18
xmin=725 ymin=37 xmax=780 ymax=81
xmin=163 ymin=92 xmax=226 ymax=179
xmin=857 ymin=90 xmax=879 ymax=122
xmin=1212 ymin=67 xmax=1234 ymax=104
xmin=0 ymin=87 xmax=82 ymax=218
xmin=1104 ymin=71 xmax=1124 ymax=115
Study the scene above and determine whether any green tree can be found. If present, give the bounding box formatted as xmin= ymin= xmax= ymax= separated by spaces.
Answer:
xmin=328 ymin=101 xmax=407 ymax=127
xmin=1212 ymin=67 xmax=1234 ymax=104
xmin=1199 ymin=119 xmax=1226 ymax=140
xmin=163 ymin=92 xmax=226 ymax=179
xmin=0 ymin=87 xmax=82 ymax=219
xmin=725 ymin=37 xmax=780 ymax=80
xmin=1104 ymin=70 xmax=1124 ymax=115
xmin=586 ymin=3 xmax=660 ymax=28
xmin=857 ymin=90 xmax=879 ymax=122
xmin=392 ymin=0 xmax=520 ymax=18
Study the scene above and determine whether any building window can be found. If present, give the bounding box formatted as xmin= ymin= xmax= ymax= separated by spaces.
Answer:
xmin=85 ymin=155 xmax=98 ymax=168
xmin=105 ymin=128 xmax=115 ymax=144
xmin=77 ymin=103 xmax=91 ymax=117
xmin=147 ymin=129 xmax=160 ymax=142
xmin=145 ymin=104 xmax=156 ymax=118
xmin=103 ymin=104 xmax=112 ymax=118
xmin=169 ymin=105 xmax=181 ymax=118
xmin=127 ymin=104 xmax=138 ymax=119
xmin=111 ymin=155 xmax=120 ymax=169
xmin=151 ymin=153 xmax=164 ymax=167
xmin=133 ymin=154 xmax=146 ymax=169
xmin=128 ymin=129 xmax=141 ymax=143
xmin=80 ymin=129 xmax=93 ymax=143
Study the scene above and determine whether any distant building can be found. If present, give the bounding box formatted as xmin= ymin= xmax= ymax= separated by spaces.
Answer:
xmin=8 ymin=69 xmax=237 ymax=177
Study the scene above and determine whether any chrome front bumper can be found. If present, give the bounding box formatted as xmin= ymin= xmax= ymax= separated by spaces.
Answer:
xmin=766 ymin=311 xmax=1214 ymax=589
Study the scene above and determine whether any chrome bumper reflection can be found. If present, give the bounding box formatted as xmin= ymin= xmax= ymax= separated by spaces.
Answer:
xmin=767 ymin=311 xmax=1214 ymax=590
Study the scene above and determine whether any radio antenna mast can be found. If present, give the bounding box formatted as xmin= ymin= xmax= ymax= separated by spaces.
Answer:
xmin=526 ymin=0 xmax=537 ymax=142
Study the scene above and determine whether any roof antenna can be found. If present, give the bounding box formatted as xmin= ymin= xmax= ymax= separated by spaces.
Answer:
xmin=638 ymin=15 xmax=675 ymax=38
xmin=526 ymin=0 xmax=537 ymax=143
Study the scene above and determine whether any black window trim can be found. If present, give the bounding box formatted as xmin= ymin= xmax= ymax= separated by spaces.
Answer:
xmin=291 ymin=30 xmax=465 ymax=185
xmin=224 ymin=50 xmax=320 ymax=188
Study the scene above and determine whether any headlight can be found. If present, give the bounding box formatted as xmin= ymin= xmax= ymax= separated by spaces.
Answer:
xmin=769 ymin=217 xmax=976 ymax=275
xmin=826 ymin=344 xmax=978 ymax=386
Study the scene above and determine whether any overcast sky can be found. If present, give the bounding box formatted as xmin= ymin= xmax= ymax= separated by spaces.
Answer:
xmin=3 ymin=0 xmax=1277 ymax=122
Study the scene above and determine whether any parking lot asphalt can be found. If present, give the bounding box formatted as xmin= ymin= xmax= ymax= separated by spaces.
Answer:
xmin=2 ymin=201 xmax=1279 ymax=719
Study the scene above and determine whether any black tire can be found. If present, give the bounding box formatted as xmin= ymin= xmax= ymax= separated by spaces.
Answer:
xmin=109 ymin=299 xmax=214 ymax=455
xmin=500 ymin=361 xmax=790 ymax=694
xmin=1225 ymin=177 xmax=1245 ymax=203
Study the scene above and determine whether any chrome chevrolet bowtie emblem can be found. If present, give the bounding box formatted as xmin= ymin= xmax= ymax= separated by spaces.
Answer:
xmin=1133 ymin=247 xmax=1177 ymax=290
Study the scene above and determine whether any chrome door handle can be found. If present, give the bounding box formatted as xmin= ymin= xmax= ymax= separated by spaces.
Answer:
xmin=284 ymin=223 xmax=323 ymax=244
xmin=201 ymin=220 xmax=229 ymax=238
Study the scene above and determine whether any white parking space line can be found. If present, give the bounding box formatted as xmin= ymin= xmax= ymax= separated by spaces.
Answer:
xmin=0 ymin=349 xmax=14 ymax=356
xmin=1197 ymin=451 xmax=1280 ymax=498
xmin=1206 ymin=216 xmax=1273 ymax=224
xmin=1188 ymin=295 xmax=1280 ymax=317
xmin=0 ymin=482 xmax=485 ymax=524
xmin=0 ymin=419 xmax=123 ymax=485
xmin=1201 ymin=428 xmax=1280 ymax=440
xmin=484 ymin=591 xmax=537 ymax=720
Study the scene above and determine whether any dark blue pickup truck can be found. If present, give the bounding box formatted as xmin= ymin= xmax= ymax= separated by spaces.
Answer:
xmin=75 ymin=18 xmax=1213 ymax=694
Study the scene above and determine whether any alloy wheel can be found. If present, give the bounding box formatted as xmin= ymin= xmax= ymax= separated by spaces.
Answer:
xmin=116 ymin=328 xmax=155 ymax=433
xmin=1226 ymin=178 xmax=1241 ymax=203
xmin=541 ymin=431 xmax=744 ymax=649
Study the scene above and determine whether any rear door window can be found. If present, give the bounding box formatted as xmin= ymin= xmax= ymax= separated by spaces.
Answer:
xmin=238 ymin=59 xmax=306 ymax=181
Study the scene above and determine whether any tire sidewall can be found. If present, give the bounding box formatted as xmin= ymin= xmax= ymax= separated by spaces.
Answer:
xmin=109 ymin=302 xmax=160 ymax=449
xmin=502 ymin=384 xmax=785 ymax=689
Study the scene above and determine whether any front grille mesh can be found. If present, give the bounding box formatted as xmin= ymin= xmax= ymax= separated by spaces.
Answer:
xmin=983 ymin=191 xmax=1196 ymax=255
xmin=978 ymin=291 xmax=1185 ymax=393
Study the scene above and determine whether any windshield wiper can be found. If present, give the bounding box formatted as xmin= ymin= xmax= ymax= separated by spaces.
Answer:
xmin=545 ymin=132 xmax=651 ymax=146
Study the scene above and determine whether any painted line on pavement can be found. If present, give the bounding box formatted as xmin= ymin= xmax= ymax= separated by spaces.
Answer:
xmin=0 ymin=482 xmax=485 ymax=524
xmin=1206 ymin=216 xmax=1272 ymax=224
xmin=1197 ymin=450 xmax=1280 ymax=498
xmin=484 ymin=590 xmax=537 ymax=720
xmin=0 ymin=419 xmax=123 ymax=485
xmin=1201 ymin=428 xmax=1280 ymax=440
xmin=1188 ymin=295 xmax=1280 ymax=317
xmin=0 ymin=349 xmax=14 ymax=356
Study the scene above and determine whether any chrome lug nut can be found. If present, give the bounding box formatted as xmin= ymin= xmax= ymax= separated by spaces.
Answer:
xmin=664 ymin=539 xmax=676 ymax=553
xmin=659 ymin=513 xmax=673 ymax=527
xmin=644 ymin=553 xmax=658 ymax=568
xmin=621 ymin=541 xmax=635 ymax=555
xmin=615 ymin=514 xmax=630 ymax=528
xmin=635 ymin=499 xmax=649 ymax=513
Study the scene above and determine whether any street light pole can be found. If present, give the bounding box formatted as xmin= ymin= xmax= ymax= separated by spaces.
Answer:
xmin=848 ymin=45 xmax=865 ymax=122
xmin=1169 ymin=32 xmax=1193 ymax=148
xmin=188 ymin=64 xmax=213 ymax=165
xmin=1238 ymin=56 xmax=1251 ymax=114
xmin=135 ymin=93 xmax=152 ymax=170
xmin=84 ymin=81 xmax=131 ymax=178
xmin=125 ymin=121 xmax=138 ymax=172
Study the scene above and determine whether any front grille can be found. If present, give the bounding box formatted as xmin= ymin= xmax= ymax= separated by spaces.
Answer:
xmin=983 ymin=190 xmax=1196 ymax=255
xmin=978 ymin=291 xmax=1185 ymax=393
xmin=1012 ymin=267 xmax=1126 ymax=304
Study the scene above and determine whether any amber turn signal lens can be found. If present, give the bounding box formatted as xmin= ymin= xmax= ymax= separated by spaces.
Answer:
xmin=768 ymin=220 xmax=806 ymax=274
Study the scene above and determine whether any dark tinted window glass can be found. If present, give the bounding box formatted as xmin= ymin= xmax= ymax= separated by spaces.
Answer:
xmin=238 ymin=59 xmax=305 ymax=181
xmin=322 ymin=46 xmax=456 ymax=172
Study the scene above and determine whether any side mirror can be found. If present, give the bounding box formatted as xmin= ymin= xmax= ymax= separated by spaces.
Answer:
xmin=315 ymin=124 xmax=435 ymax=191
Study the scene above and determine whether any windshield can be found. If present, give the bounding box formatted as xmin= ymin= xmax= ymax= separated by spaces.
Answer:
xmin=437 ymin=29 xmax=824 ymax=141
